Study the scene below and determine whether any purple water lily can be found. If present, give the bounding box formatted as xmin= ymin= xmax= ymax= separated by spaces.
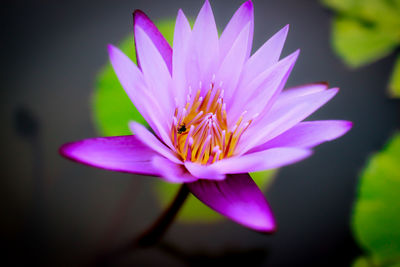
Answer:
xmin=60 ymin=0 xmax=352 ymax=232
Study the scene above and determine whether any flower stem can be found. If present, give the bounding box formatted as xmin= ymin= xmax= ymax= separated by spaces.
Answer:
xmin=136 ymin=183 xmax=189 ymax=247
xmin=97 ymin=184 xmax=189 ymax=264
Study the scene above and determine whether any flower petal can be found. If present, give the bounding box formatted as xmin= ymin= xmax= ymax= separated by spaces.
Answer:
xmin=59 ymin=135 xmax=160 ymax=175
xmin=229 ymin=49 xmax=300 ymax=125
xmin=172 ymin=9 xmax=192 ymax=107
xmin=187 ymin=173 xmax=276 ymax=232
xmin=152 ymin=156 xmax=198 ymax=183
xmin=184 ymin=161 xmax=225 ymax=180
xmin=133 ymin=10 xmax=172 ymax=73
xmin=189 ymin=0 xmax=219 ymax=91
xmin=250 ymin=120 xmax=353 ymax=152
xmin=209 ymin=147 xmax=312 ymax=174
xmin=240 ymin=24 xmax=289 ymax=87
xmin=129 ymin=122 xmax=182 ymax=164
xmin=219 ymin=0 xmax=254 ymax=61
xmin=217 ymin=22 xmax=252 ymax=103
xmin=275 ymin=82 xmax=329 ymax=108
xmin=134 ymin=26 xmax=174 ymax=118
xmin=107 ymin=44 xmax=172 ymax=146
xmin=238 ymin=88 xmax=339 ymax=154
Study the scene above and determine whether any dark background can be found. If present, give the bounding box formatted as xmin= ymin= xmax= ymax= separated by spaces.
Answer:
xmin=1 ymin=0 xmax=399 ymax=266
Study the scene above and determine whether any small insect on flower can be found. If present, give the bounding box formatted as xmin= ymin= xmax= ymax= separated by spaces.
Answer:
xmin=177 ymin=124 xmax=187 ymax=134
xmin=60 ymin=0 xmax=352 ymax=232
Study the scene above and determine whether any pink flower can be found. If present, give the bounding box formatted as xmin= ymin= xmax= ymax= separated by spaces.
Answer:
xmin=60 ymin=0 xmax=352 ymax=232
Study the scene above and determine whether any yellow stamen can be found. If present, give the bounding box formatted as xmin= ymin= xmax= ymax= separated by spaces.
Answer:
xmin=171 ymin=81 xmax=253 ymax=164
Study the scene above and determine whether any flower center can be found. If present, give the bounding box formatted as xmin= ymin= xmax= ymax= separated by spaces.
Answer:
xmin=171 ymin=80 xmax=255 ymax=164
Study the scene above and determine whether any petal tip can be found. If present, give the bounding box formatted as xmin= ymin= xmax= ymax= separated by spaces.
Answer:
xmin=326 ymin=120 xmax=353 ymax=141
xmin=59 ymin=142 xmax=72 ymax=159
xmin=256 ymin=220 xmax=277 ymax=234
xmin=200 ymin=0 xmax=213 ymax=14
xmin=346 ymin=120 xmax=354 ymax=129
xmin=243 ymin=0 xmax=254 ymax=10
xmin=132 ymin=9 xmax=147 ymax=22
xmin=340 ymin=120 xmax=354 ymax=134
xmin=329 ymin=87 xmax=340 ymax=95
xmin=107 ymin=44 xmax=116 ymax=55
xmin=58 ymin=141 xmax=86 ymax=164
xmin=283 ymin=24 xmax=290 ymax=34
xmin=245 ymin=212 xmax=277 ymax=233
xmin=284 ymin=49 xmax=300 ymax=63
xmin=128 ymin=121 xmax=141 ymax=134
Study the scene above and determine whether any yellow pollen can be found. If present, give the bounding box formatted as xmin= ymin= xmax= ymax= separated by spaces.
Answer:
xmin=171 ymin=81 xmax=253 ymax=164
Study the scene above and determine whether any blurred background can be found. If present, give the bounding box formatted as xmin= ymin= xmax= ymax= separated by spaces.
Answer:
xmin=1 ymin=0 xmax=399 ymax=266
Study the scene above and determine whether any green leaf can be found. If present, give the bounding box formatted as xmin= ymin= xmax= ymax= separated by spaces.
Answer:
xmin=389 ymin=54 xmax=400 ymax=98
xmin=154 ymin=170 xmax=278 ymax=223
xmin=352 ymin=256 xmax=372 ymax=267
xmin=321 ymin=0 xmax=357 ymax=14
xmin=322 ymin=0 xmax=400 ymax=27
xmin=352 ymin=132 xmax=400 ymax=265
xmin=92 ymin=19 xmax=175 ymax=136
xmin=332 ymin=17 xmax=398 ymax=68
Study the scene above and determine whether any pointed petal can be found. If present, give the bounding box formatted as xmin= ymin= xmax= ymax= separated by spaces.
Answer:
xmin=229 ymin=50 xmax=300 ymax=125
xmin=276 ymin=82 xmax=329 ymax=107
xmin=190 ymin=0 xmax=219 ymax=88
xmin=152 ymin=156 xmax=198 ymax=183
xmin=172 ymin=9 xmax=192 ymax=106
xmin=59 ymin=136 xmax=160 ymax=175
xmin=129 ymin=122 xmax=182 ymax=164
xmin=219 ymin=0 xmax=254 ymax=61
xmin=240 ymin=25 xmax=289 ymax=86
xmin=250 ymin=120 xmax=353 ymax=152
xmin=134 ymin=26 xmax=174 ymax=117
xmin=187 ymin=173 xmax=276 ymax=232
xmin=238 ymin=88 xmax=339 ymax=154
xmin=184 ymin=161 xmax=225 ymax=180
xmin=108 ymin=44 xmax=172 ymax=146
xmin=217 ymin=23 xmax=252 ymax=103
xmin=133 ymin=10 xmax=172 ymax=73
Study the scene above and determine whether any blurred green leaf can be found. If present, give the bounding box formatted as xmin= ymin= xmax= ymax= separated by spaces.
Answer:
xmin=322 ymin=0 xmax=400 ymax=27
xmin=332 ymin=17 xmax=398 ymax=68
xmin=352 ymin=256 xmax=400 ymax=267
xmin=154 ymin=170 xmax=278 ymax=223
xmin=389 ymin=54 xmax=400 ymax=98
xmin=352 ymin=256 xmax=372 ymax=267
xmin=352 ymin=132 xmax=400 ymax=265
xmin=321 ymin=0 xmax=355 ymax=13
xmin=322 ymin=0 xmax=400 ymax=98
